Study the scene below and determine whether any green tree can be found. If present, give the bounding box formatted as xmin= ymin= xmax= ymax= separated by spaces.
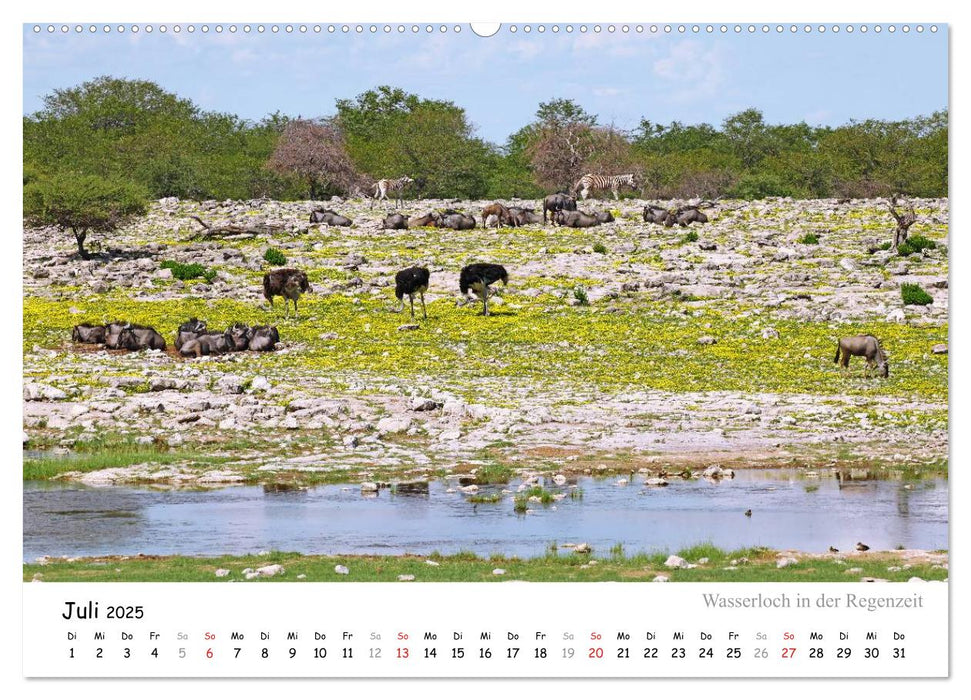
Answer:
xmin=23 ymin=174 xmax=148 ymax=259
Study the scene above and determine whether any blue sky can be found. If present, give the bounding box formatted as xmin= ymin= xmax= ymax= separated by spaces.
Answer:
xmin=23 ymin=24 xmax=948 ymax=144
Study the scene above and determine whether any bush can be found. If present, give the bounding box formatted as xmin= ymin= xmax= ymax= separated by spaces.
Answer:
xmin=901 ymin=283 xmax=933 ymax=306
xmin=907 ymin=234 xmax=937 ymax=253
xmin=896 ymin=242 xmax=915 ymax=257
xmin=160 ymin=260 xmax=217 ymax=284
xmin=681 ymin=231 xmax=699 ymax=244
xmin=877 ymin=241 xmax=893 ymax=251
xmin=573 ymin=286 xmax=590 ymax=306
xmin=264 ymin=248 xmax=288 ymax=266
xmin=592 ymin=242 xmax=608 ymax=254
xmin=798 ymin=233 xmax=820 ymax=245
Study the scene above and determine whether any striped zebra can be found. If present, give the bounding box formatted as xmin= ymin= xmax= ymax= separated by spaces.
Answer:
xmin=572 ymin=173 xmax=636 ymax=200
xmin=371 ymin=176 xmax=414 ymax=209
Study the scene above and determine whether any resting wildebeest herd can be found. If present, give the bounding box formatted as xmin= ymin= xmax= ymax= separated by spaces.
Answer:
xmin=66 ymin=184 xmax=910 ymax=378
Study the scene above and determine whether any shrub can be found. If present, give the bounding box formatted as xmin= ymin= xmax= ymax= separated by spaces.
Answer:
xmin=798 ymin=232 xmax=820 ymax=245
xmin=680 ymin=231 xmax=699 ymax=244
xmin=896 ymin=242 xmax=915 ymax=257
xmin=573 ymin=286 xmax=590 ymax=306
xmin=593 ymin=242 xmax=608 ymax=254
xmin=901 ymin=283 xmax=933 ymax=306
xmin=264 ymin=248 xmax=288 ymax=266
xmin=160 ymin=260 xmax=217 ymax=284
xmin=877 ymin=242 xmax=893 ymax=251
xmin=907 ymin=234 xmax=937 ymax=253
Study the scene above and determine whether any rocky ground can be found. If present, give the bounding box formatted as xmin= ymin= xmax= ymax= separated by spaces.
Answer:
xmin=22 ymin=196 xmax=949 ymax=486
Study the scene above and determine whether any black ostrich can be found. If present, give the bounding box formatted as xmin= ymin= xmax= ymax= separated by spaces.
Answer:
xmin=395 ymin=266 xmax=431 ymax=320
xmin=263 ymin=268 xmax=311 ymax=319
xmin=459 ymin=263 xmax=508 ymax=316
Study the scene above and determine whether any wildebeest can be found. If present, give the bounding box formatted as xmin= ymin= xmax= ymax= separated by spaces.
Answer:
xmin=481 ymin=203 xmax=511 ymax=228
xmin=395 ymin=266 xmax=431 ymax=320
xmin=179 ymin=331 xmax=231 ymax=358
xmin=72 ymin=324 xmax=106 ymax=344
xmin=381 ymin=212 xmax=409 ymax=230
xmin=553 ymin=210 xmax=601 ymax=228
xmin=665 ymin=206 xmax=709 ymax=227
xmin=175 ymin=318 xmax=207 ymax=351
xmin=117 ymin=324 xmax=167 ymax=351
xmin=248 ymin=325 xmax=280 ymax=352
xmin=104 ymin=321 xmax=130 ymax=349
xmin=263 ymin=268 xmax=311 ymax=319
xmin=834 ymin=335 xmax=889 ymax=378
xmin=591 ymin=210 xmax=615 ymax=224
xmin=459 ymin=263 xmax=508 ymax=316
xmin=543 ymin=192 xmax=577 ymax=224
xmin=309 ymin=208 xmax=353 ymax=226
xmin=506 ymin=206 xmax=542 ymax=225
xmin=408 ymin=212 xmax=442 ymax=228
xmin=438 ymin=211 xmax=476 ymax=230
xmin=226 ymin=323 xmax=252 ymax=351
xmin=643 ymin=204 xmax=670 ymax=224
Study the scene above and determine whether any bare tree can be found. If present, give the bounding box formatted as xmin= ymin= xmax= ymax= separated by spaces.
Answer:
xmin=266 ymin=119 xmax=359 ymax=199
xmin=888 ymin=194 xmax=918 ymax=249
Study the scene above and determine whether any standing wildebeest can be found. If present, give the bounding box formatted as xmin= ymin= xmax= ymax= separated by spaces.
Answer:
xmin=459 ymin=263 xmax=508 ymax=317
xmin=481 ymin=203 xmax=511 ymax=228
xmin=263 ymin=268 xmax=311 ymax=319
xmin=117 ymin=324 xmax=167 ymax=351
xmin=72 ymin=324 xmax=106 ymax=344
xmin=248 ymin=325 xmax=280 ymax=352
xmin=381 ymin=212 xmax=409 ymax=230
xmin=175 ymin=318 xmax=207 ymax=351
xmin=104 ymin=321 xmax=130 ymax=349
xmin=834 ymin=335 xmax=889 ymax=378
xmin=309 ymin=208 xmax=353 ymax=226
xmin=408 ymin=212 xmax=442 ymax=228
xmin=543 ymin=192 xmax=577 ymax=224
xmin=438 ymin=211 xmax=477 ymax=230
xmin=395 ymin=266 xmax=431 ymax=320
xmin=371 ymin=176 xmax=414 ymax=208
xmin=554 ymin=210 xmax=601 ymax=228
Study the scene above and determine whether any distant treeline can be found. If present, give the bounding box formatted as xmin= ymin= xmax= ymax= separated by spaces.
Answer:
xmin=24 ymin=77 xmax=948 ymax=202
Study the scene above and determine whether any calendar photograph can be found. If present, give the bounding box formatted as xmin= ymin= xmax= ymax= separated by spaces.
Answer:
xmin=22 ymin=21 xmax=948 ymax=591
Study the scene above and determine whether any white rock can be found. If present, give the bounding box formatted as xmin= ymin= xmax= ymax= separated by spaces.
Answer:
xmin=214 ymin=569 xmax=231 ymax=578
xmin=250 ymin=376 xmax=271 ymax=392
xmin=886 ymin=308 xmax=906 ymax=323
xmin=492 ymin=568 xmax=506 ymax=576
xmin=424 ymin=560 xmax=440 ymax=567
xmin=361 ymin=482 xmax=378 ymax=492
xmin=776 ymin=557 xmax=799 ymax=568
xmin=664 ymin=555 xmax=688 ymax=569
xmin=335 ymin=565 xmax=350 ymax=575
xmin=652 ymin=575 xmax=669 ymax=582
xmin=397 ymin=574 xmax=416 ymax=582
xmin=573 ymin=543 xmax=592 ymax=554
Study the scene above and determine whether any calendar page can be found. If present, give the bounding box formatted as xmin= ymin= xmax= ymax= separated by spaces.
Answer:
xmin=18 ymin=3 xmax=953 ymax=687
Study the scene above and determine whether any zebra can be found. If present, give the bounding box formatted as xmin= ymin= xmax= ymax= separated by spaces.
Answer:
xmin=371 ymin=176 xmax=414 ymax=209
xmin=572 ymin=173 xmax=636 ymax=200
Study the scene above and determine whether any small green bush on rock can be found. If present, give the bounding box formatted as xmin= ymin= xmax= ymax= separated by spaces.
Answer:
xmin=160 ymin=260 xmax=217 ymax=284
xmin=901 ymin=283 xmax=933 ymax=306
xmin=264 ymin=248 xmax=287 ymax=266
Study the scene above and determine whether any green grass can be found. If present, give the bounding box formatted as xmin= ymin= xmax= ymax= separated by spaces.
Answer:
xmin=23 ymin=442 xmax=229 ymax=480
xmin=160 ymin=260 xmax=217 ymax=283
xmin=798 ymin=232 xmax=820 ymax=245
xmin=263 ymin=248 xmax=287 ymax=266
xmin=23 ymin=547 xmax=949 ymax=583
xmin=901 ymin=283 xmax=934 ymax=306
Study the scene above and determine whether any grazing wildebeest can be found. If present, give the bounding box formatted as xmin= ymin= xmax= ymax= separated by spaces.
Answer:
xmin=543 ymin=192 xmax=577 ymax=224
xmin=834 ymin=335 xmax=889 ymax=378
xmin=439 ymin=211 xmax=476 ymax=230
xmin=459 ymin=263 xmax=508 ymax=317
xmin=104 ymin=321 xmax=129 ymax=349
xmin=117 ymin=324 xmax=167 ymax=351
xmin=309 ymin=208 xmax=353 ymax=226
xmin=226 ymin=323 xmax=252 ymax=351
xmin=506 ymin=207 xmax=542 ymax=226
xmin=381 ymin=212 xmax=409 ymax=230
xmin=408 ymin=212 xmax=442 ymax=228
xmin=72 ymin=324 xmax=106 ymax=344
xmin=371 ymin=176 xmax=414 ymax=208
xmin=263 ymin=268 xmax=311 ymax=319
xmin=554 ymin=210 xmax=601 ymax=228
xmin=174 ymin=318 xmax=207 ymax=351
xmin=179 ymin=331 xmax=231 ymax=358
xmin=643 ymin=204 xmax=670 ymax=224
xmin=481 ymin=203 xmax=511 ymax=228
xmin=394 ymin=266 xmax=431 ymax=320
xmin=248 ymin=325 xmax=280 ymax=352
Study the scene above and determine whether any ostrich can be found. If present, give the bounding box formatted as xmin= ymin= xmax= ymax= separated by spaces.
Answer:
xmin=459 ymin=263 xmax=508 ymax=317
xmin=394 ymin=266 xmax=430 ymax=320
xmin=263 ymin=268 xmax=311 ymax=319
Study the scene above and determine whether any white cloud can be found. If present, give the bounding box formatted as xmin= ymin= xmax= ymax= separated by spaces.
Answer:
xmin=652 ymin=40 xmax=729 ymax=102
